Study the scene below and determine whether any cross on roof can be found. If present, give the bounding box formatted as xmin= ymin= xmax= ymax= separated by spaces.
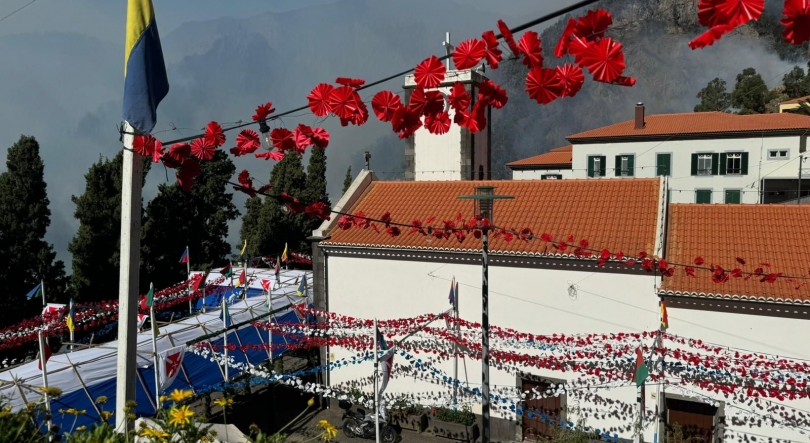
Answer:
xmin=442 ymin=32 xmax=453 ymax=71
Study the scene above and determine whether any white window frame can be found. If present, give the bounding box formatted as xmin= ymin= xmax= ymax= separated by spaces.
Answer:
xmin=768 ymin=149 xmax=789 ymax=160
xmin=619 ymin=156 xmax=631 ymax=177
xmin=592 ymin=157 xmax=602 ymax=177
xmin=726 ymin=152 xmax=742 ymax=175
xmin=697 ymin=154 xmax=712 ymax=176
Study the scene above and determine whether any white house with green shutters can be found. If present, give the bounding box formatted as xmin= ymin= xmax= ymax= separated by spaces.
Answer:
xmin=510 ymin=104 xmax=810 ymax=204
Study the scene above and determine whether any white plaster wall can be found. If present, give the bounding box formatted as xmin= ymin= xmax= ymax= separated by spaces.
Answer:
xmin=414 ymin=95 xmax=464 ymax=181
xmin=512 ymin=169 xmax=574 ymax=180
xmin=325 ymin=254 xmax=810 ymax=442
xmin=569 ymin=136 xmax=804 ymax=204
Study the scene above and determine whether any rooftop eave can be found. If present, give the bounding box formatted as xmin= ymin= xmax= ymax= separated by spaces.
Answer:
xmin=507 ymin=163 xmax=573 ymax=171
xmin=567 ymin=129 xmax=810 ymax=144
xmin=657 ymin=288 xmax=810 ymax=305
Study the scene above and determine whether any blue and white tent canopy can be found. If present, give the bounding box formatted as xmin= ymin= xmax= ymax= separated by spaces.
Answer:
xmin=0 ymin=268 xmax=313 ymax=431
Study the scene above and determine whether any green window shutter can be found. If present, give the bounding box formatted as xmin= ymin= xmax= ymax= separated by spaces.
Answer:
xmin=615 ymin=155 xmax=622 ymax=177
xmin=599 ymin=156 xmax=606 ymax=177
xmin=719 ymin=153 xmax=727 ymax=175
xmin=587 ymin=156 xmax=594 ymax=178
xmin=711 ymin=153 xmax=720 ymax=175
xmin=657 ymin=154 xmax=671 ymax=176
xmin=725 ymin=190 xmax=741 ymax=204
xmin=696 ymin=190 xmax=712 ymax=204
xmin=741 ymin=152 xmax=749 ymax=175
xmin=691 ymin=154 xmax=698 ymax=176
xmin=628 ymin=155 xmax=635 ymax=177
xmin=667 ymin=189 xmax=671 ymax=204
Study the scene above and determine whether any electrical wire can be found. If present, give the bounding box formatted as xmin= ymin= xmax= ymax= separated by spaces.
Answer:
xmin=0 ymin=0 xmax=37 ymax=24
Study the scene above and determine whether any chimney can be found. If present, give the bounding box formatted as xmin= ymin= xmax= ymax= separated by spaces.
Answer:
xmin=635 ymin=102 xmax=645 ymax=129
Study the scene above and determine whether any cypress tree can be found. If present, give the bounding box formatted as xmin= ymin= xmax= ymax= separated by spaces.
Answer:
xmin=303 ymin=147 xmax=329 ymax=234
xmin=141 ymin=150 xmax=239 ymax=290
xmin=342 ymin=166 xmax=353 ymax=194
xmin=0 ymin=136 xmax=66 ymax=327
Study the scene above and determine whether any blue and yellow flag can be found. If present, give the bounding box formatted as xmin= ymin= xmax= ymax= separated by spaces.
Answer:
xmin=297 ymin=276 xmax=307 ymax=297
xmin=66 ymin=299 xmax=75 ymax=333
xmin=123 ymin=0 xmax=169 ymax=134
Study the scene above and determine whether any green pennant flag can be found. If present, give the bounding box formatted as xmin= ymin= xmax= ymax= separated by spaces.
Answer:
xmin=633 ymin=347 xmax=649 ymax=387
xmin=146 ymin=284 xmax=154 ymax=308
xmin=221 ymin=263 xmax=233 ymax=278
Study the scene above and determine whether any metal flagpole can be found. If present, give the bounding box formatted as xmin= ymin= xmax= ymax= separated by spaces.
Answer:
xmin=481 ymin=225 xmax=491 ymax=443
xmin=37 ymin=329 xmax=53 ymax=435
xmin=116 ymin=121 xmax=143 ymax=431
xmin=40 ymin=279 xmax=46 ymax=307
xmin=149 ymin=283 xmax=161 ymax=412
xmin=453 ymin=278 xmax=459 ymax=410
xmin=187 ymin=246 xmax=192 ymax=315
xmin=222 ymin=295 xmax=229 ymax=381
xmin=69 ymin=299 xmax=75 ymax=353
xmin=243 ymin=253 xmax=248 ymax=299
xmin=266 ymin=282 xmax=273 ymax=360
xmin=373 ymin=318 xmax=380 ymax=443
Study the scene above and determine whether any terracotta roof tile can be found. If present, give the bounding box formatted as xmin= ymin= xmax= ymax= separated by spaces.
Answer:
xmin=660 ymin=204 xmax=810 ymax=303
xmin=567 ymin=112 xmax=810 ymax=141
xmin=323 ymin=178 xmax=661 ymax=257
xmin=507 ymin=145 xmax=573 ymax=169
xmin=781 ymin=95 xmax=810 ymax=105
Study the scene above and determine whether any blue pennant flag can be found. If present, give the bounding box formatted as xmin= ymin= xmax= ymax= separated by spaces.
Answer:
xmin=448 ymin=278 xmax=455 ymax=305
xmin=26 ymin=283 xmax=43 ymax=301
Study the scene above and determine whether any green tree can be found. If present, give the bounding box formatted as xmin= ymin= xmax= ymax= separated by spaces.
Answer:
xmin=141 ymin=150 xmax=239 ymax=290
xmin=694 ymin=78 xmax=731 ymax=112
xmin=241 ymin=153 xmax=309 ymax=258
xmin=303 ymin=147 xmax=329 ymax=234
xmin=0 ymin=136 xmax=66 ymax=327
xmin=781 ymin=65 xmax=809 ymax=99
xmin=68 ymin=152 xmax=150 ymax=301
xmin=731 ymin=68 xmax=773 ymax=114
xmin=342 ymin=166 xmax=353 ymax=194
xmin=787 ymin=100 xmax=810 ymax=116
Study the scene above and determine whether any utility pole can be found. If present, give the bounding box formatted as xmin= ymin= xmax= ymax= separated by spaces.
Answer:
xmin=115 ymin=122 xmax=143 ymax=431
xmin=365 ymin=151 xmax=371 ymax=171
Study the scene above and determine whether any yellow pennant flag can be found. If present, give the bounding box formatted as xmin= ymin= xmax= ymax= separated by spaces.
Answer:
xmin=281 ymin=243 xmax=288 ymax=262
xmin=240 ymin=239 xmax=247 ymax=256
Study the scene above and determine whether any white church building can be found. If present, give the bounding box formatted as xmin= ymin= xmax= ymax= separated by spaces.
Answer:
xmin=309 ymin=70 xmax=810 ymax=443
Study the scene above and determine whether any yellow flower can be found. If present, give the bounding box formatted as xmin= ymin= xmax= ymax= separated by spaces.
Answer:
xmin=318 ymin=419 xmax=338 ymax=440
xmin=75 ymin=426 xmax=87 ymax=432
xmin=37 ymin=386 xmax=63 ymax=398
xmin=140 ymin=427 xmax=170 ymax=439
xmin=307 ymin=397 xmax=315 ymax=407
xmin=159 ymin=395 xmax=167 ymax=402
xmin=213 ymin=397 xmax=234 ymax=408
xmin=95 ymin=395 xmax=108 ymax=404
xmin=101 ymin=411 xmax=114 ymax=421
xmin=64 ymin=408 xmax=85 ymax=416
xmin=168 ymin=405 xmax=194 ymax=427
xmin=168 ymin=389 xmax=194 ymax=403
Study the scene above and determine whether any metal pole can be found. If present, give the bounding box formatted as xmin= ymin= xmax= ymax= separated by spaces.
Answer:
xmin=37 ymin=329 xmax=53 ymax=436
xmin=636 ymin=385 xmax=643 ymax=443
xmin=267 ymin=282 xmax=273 ymax=360
xmin=374 ymin=318 xmax=380 ymax=443
xmin=481 ymin=226 xmax=491 ymax=443
xmin=453 ymin=280 xmax=459 ymax=410
xmin=187 ymin=246 xmax=192 ymax=315
xmin=115 ymin=122 xmax=143 ymax=432
xmin=150 ymin=283 xmax=160 ymax=412
xmin=798 ymin=154 xmax=804 ymax=204
xmin=41 ymin=279 xmax=46 ymax=307
xmin=69 ymin=298 xmax=75 ymax=353
xmin=222 ymin=295 xmax=229 ymax=381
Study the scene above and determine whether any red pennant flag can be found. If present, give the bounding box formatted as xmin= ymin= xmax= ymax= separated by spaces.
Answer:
xmin=38 ymin=343 xmax=52 ymax=370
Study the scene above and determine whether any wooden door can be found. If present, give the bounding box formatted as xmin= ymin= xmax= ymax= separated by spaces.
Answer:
xmin=666 ymin=398 xmax=717 ymax=443
xmin=521 ymin=378 xmax=561 ymax=441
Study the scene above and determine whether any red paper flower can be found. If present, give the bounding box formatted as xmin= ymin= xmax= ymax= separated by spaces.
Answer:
xmin=414 ymin=55 xmax=446 ymax=88
xmin=574 ymin=9 xmax=613 ymax=42
xmin=305 ymin=202 xmax=331 ymax=221
xmin=694 ymin=256 xmax=705 ymax=265
xmin=478 ymin=80 xmax=508 ymax=109
xmin=425 ymin=111 xmax=451 ymax=135
xmin=698 ymin=0 xmax=764 ymax=27
xmin=688 ymin=23 xmax=739 ymax=49
xmin=327 ymin=86 xmax=360 ymax=120
xmin=307 ymin=83 xmax=335 ymax=117
xmin=555 ymin=18 xmax=577 ymax=57
xmin=204 ymin=121 xmax=226 ymax=147
xmin=481 ymin=30 xmax=503 ymax=69
xmin=556 ymin=65 xmax=585 ymax=97
xmin=453 ymin=38 xmax=486 ymax=70
xmin=463 ymin=101 xmax=487 ymax=134
xmin=236 ymin=170 xmax=255 ymax=197
xmin=151 ymin=139 xmax=164 ymax=164
xmin=782 ymin=0 xmax=810 ymax=45
xmin=391 ymin=106 xmax=422 ymax=139
xmin=293 ymin=124 xmax=315 ymax=154
xmin=177 ymin=159 xmax=200 ymax=192
xmin=517 ymin=31 xmax=543 ymax=68
xmin=408 ymin=87 xmax=429 ymax=115
xmin=371 ymin=90 xmax=402 ymax=122
xmin=190 ymin=138 xmax=216 ymax=161
xmin=132 ymin=135 xmax=155 ymax=157
xmin=253 ymin=102 xmax=275 ymax=121
xmin=608 ymin=76 xmax=637 ymax=87
xmin=270 ymin=128 xmax=296 ymax=152
xmin=579 ymin=37 xmax=626 ymax=83
xmin=255 ymin=151 xmax=285 ymax=161
xmin=448 ymin=82 xmax=471 ymax=112
xmin=234 ymin=129 xmax=261 ymax=155
xmin=335 ymin=77 xmax=366 ymax=88
xmin=312 ymin=127 xmax=330 ymax=148
xmin=423 ymin=90 xmax=445 ymax=116
xmin=526 ymin=67 xmax=564 ymax=105
xmin=164 ymin=143 xmax=190 ymax=168
xmin=497 ymin=19 xmax=522 ymax=57
xmin=349 ymin=100 xmax=369 ymax=126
